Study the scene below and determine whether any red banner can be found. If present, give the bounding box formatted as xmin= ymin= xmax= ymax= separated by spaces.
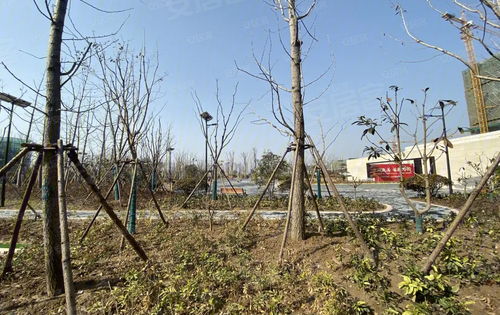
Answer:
xmin=369 ymin=163 xmax=414 ymax=182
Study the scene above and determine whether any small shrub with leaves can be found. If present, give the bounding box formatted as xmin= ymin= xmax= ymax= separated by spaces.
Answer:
xmin=403 ymin=174 xmax=453 ymax=197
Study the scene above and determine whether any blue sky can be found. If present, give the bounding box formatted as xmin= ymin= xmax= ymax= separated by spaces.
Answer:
xmin=0 ymin=0 xmax=491 ymax=164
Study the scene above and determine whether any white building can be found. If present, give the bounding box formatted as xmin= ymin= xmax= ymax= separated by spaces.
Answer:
xmin=346 ymin=130 xmax=500 ymax=187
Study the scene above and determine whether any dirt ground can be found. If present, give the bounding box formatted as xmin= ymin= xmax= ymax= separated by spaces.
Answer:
xmin=0 ymin=192 xmax=499 ymax=314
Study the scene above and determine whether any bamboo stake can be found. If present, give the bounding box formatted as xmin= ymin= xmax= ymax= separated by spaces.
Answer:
xmin=67 ymin=149 xmax=148 ymax=261
xmin=303 ymin=161 xmax=324 ymax=232
xmin=242 ymin=148 xmax=290 ymax=230
xmin=79 ymin=162 xmax=127 ymax=242
xmin=57 ymin=140 xmax=77 ymax=315
xmin=1 ymin=153 xmax=42 ymax=280
xmin=307 ymin=135 xmax=375 ymax=264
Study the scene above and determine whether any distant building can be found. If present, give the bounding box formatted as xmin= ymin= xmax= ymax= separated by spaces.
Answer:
xmin=347 ymin=130 xmax=500 ymax=186
xmin=462 ymin=54 xmax=500 ymax=133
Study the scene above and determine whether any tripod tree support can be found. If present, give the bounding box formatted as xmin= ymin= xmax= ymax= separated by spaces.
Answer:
xmin=279 ymin=144 xmax=300 ymax=263
xmin=7 ymin=181 xmax=41 ymax=220
xmin=67 ymin=149 xmax=148 ymax=261
xmin=215 ymin=163 xmax=242 ymax=197
xmin=242 ymin=147 xmax=290 ymax=230
xmin=0 ymin=147 xmax=29 ymax=178
xmin=121 ymin=160 xmax=139 ymax=251
xmin=307 ymin=135 xmax=375 ymax=265
xmin=304 ymin=162 xmax=324 ymax=233
xmin=79 ymin=163 xmax=116 ymax=208
xmin=180 ymin=168 xmax=211 ymax=208
xmin=57 ymin=140 xmax=77 ymax=315
xmin=1 ymin=152 xmax=43 ymax=279
xmin=80 ymin=162 xmax=127 ymax=243
xmin=138 ymin=162 xmax=168 ymax=226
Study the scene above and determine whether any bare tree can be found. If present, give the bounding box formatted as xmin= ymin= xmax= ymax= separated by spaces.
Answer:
xmin=251 ymin=147 xmax=258 ymax=171
xmin=41 ymin=0 xmax=70 ymax=296
xmin=141 ymin=119 xmax=173 ymax=189
xmin=226 ymin=151 xmax=235 ymax=176
xmin=237 ymin=0 xmax=334 ymax=240
xmin=240 ymin=151 xmax=249 ymax=177
xmin=0 ymin=0 xmax=130 ymax=296
xmin=192 ymin=80 xmax=248 ymax=198
xmin=353 ymin=86 xmax=455 ymax=232
xmin=96 ymin=40 xmax=168 ymax=226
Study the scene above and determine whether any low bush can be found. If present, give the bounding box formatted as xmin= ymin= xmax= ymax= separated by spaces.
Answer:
xmin=403 ymin=174 xmax=452 ymax=197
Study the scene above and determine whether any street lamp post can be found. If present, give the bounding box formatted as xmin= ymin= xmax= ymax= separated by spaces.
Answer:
xmin=439 ymin=102 xmax=453 ymax=195
xmin=199 ymin=111 xmax=213 ymax=193
xmin=425 ymin=101 xmax=454 ymax=195
xmin=0 ymin=93 xmax=31 ymax=207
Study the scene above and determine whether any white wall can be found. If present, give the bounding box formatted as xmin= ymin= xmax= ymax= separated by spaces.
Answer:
xmin=346 ymin=130 xmax=500 ymax=186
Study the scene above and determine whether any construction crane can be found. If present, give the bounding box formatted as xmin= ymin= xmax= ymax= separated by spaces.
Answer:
xmin=442 ymin=11 xmax=497 ymax=133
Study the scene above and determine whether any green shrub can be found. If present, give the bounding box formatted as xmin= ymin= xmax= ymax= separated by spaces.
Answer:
xmin=403 ymin=174 xmax=452 ymax=197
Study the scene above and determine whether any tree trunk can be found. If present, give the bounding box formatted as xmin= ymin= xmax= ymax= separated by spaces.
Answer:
xmin=289 ymin=0 xmax=305 ymax=241
xmin=42 ymin=0 xmax=68 ymax=296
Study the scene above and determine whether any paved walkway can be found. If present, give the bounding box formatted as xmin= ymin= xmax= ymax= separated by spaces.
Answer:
xmin=0 ymin=183 xmax=458 ymax=222
xmin=223 ymin=180 xmax=458 ymax=220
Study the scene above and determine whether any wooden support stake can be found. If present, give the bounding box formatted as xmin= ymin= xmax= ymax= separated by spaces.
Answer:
xmin=1 ymin=153 xmax=43 ymax=280
xmin=79 ymin=162 xmax=127 ymax=243
xmin=180 ymin=169 xmax=211 ymax=208
xmin=57 ymin=140 xmax=77 ymax=315
xmin=242 ymin=148 xmax=290 ymax=230
xmin=0 ymin=147 xmax=30 ymax=178
xmin=216 ymin=164 xmax=232 ymax=209
xmin=79 ymin=163 xmax=116 ymax=208
xmin=421 ymin=152 xmax=500 ymax=274
xmin=303 ymin=162 xmax=324 ymax=233
xmin=216 ymin=163 xmax=241 ymax=197
xmin=67 ymin=149 xmax=148 ymax=261
xmin=307 ymin=135 xmax=375 ymax=264
xmin=137 ymin=162 xmax=168 ymax=226
xmin=321 ymin=170 xmax=333 ymax=197
xmin=279 ymin=145 xmax=299 ymax=263
xmin=7 ymin=181 xmax=40 ymax=220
